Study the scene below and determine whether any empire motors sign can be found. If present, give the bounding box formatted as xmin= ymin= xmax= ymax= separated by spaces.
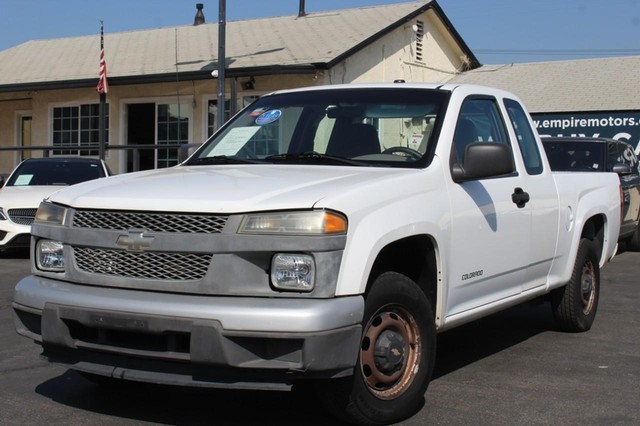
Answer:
xmin=532 ymin=111 xmax=640 ymax=152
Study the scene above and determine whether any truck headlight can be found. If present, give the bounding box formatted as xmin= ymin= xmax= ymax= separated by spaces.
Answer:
xmin=36 ymin=240 xmax=65 ymax=272
xmin=34 ymin=202 xmax=67 ymax=225
xmin=239 ymin=210 xmax=347 ymax=235
xmin=271 ymin=254 xmax=315 ymax=292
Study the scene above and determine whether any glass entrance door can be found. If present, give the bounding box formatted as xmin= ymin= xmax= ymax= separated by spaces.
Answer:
xmin=157 ymin=103 xmax=189 ymax=168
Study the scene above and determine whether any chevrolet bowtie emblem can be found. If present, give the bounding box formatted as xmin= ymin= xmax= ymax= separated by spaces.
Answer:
xmin=116 ymin=230 xmax=154 ymax=252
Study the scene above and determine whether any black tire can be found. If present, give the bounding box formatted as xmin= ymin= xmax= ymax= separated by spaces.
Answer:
xmin=319 ymin=272 xmax=436 ymax=425
xmin=551 ymin=238 xmax=600 ymax=332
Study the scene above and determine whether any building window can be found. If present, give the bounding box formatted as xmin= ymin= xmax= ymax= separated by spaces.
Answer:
xmin=414 ymin=20 xmax=424 ymax=63
xmin=157 ymin=103 xmax=189 ymax=168
xmin=52 ymin=104 xmax=108 ymax=156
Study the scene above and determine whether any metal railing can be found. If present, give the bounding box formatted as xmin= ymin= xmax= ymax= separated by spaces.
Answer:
xmin=0 ymin=143 xmax=202 ymax=173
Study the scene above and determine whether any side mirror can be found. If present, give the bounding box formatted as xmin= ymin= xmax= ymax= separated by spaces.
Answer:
xmin=612 ymin=163 xmax=632 ymax=176
xmin=452 ymin=143 xmax=515 ymax=183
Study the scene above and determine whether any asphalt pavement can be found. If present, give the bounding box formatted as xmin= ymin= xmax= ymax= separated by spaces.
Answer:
xmin=0 ymin=248 xmax=638 ymax=425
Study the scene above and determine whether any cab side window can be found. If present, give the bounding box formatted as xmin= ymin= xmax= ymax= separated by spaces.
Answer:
xmin=504 ymin=98 xmax=543 ymax=175
xmin=454 ymin=97 xmax=509 ymax=164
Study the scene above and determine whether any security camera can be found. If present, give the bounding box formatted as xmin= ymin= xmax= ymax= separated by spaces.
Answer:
xmin=211 ymin=70 xmax=219 ymax=78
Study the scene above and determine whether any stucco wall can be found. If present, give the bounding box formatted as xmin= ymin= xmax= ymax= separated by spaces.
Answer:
xmin=325 ymin=10 xmax=467 ymax=85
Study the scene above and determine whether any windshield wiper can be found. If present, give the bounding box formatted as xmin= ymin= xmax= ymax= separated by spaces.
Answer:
xmin=187 ymin=155 xmax=263 ymax=165
xmin=265 ymin=152 xmax=369 ymax=166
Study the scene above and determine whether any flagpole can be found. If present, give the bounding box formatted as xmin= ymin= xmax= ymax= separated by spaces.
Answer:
xmin=98 ymin=20 xmax=106 ymax=160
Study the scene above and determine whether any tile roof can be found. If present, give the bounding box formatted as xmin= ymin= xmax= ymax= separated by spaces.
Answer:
xmin=448 ymin=56 xmax=640 ymax=112
xmin=0 ymin=1 xmax=440 ymax=89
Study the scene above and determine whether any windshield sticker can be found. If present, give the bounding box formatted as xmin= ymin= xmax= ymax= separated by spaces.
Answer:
xmin=14 ymin=174 xmax=33 ymax=186
xmin=209 ymin=126 xmax=261 ymax=156
xmin=249 ymin=107 xmax=268 ymax=117
xmin=255 ymin=109 xmax=281 ymax=125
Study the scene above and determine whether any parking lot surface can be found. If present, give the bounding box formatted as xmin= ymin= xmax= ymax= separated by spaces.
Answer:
xmin=1 ymin=249 xmax=638 ymax=425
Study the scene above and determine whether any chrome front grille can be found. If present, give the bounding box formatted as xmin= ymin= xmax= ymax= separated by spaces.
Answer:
xmin=8 ymin=208 xmax=38 ymax=226
xmin=72 ymin=210 xmax=228 ymax=233
xmin=74 ymin=247 xmax=211 ymax=280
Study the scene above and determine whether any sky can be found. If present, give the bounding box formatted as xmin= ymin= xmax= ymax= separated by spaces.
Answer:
xmin=1 ymin=0 xmax=639 ymax=64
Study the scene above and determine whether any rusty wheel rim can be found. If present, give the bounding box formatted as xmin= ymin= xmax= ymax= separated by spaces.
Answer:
xmin=360 ymin=305 xmax=421 ymax=400
xmin=580 ymin=260 xmax=596 ymax=315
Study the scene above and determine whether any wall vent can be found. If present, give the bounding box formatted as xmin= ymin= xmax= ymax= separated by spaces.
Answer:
xmin=414 ymin=20 xmax=425 ymax=62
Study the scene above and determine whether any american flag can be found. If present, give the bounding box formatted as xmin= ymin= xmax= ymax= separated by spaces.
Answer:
xmin=96 ymin=24 xmax=109 ymax=94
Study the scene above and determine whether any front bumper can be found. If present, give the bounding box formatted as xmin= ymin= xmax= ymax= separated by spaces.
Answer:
xmin=0 ymin=221 xmax=30 ymax=249
xmin=13 ymin=275 xmax=364 ymax=389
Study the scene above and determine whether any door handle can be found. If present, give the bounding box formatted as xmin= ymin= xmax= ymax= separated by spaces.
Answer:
xmin=512 ymin=187 xmax=530 ymax=208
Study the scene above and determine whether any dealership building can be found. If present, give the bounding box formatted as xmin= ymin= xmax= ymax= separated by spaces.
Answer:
xmin=0 ymin=0 xmax=638 ymax=176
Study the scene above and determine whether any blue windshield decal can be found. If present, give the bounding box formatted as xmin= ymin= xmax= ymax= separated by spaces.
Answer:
xmin=255 ymin=109 xmax=281 ymax=125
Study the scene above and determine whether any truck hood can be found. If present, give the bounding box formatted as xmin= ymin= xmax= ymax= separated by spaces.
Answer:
xmin=47 ymin=165 xmax=412 ymax=213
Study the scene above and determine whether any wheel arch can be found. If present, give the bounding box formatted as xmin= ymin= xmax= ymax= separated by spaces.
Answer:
xmin=365 ymin=235 xmax=439 ymax=321
xmin=580 ymin=213 xmax=606 ymax=262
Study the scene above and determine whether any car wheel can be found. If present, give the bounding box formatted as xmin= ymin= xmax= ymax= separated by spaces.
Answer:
xmin=319 ymin=272 xmax=436 ymax=425
xmin=551 ymin=238 xmax=600 ymax=332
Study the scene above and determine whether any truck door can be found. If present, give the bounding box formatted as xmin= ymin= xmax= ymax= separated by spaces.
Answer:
xmin=502 ymin=98 xmax=558 ymax=293
xmin=446 ymin=96 xmax=531 ymax=317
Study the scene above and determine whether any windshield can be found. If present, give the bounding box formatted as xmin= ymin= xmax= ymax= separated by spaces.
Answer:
xmin=7 ymin=160 xmax=106 ymax=186
xmin=188 ymin=88 xmax=448 ymax=168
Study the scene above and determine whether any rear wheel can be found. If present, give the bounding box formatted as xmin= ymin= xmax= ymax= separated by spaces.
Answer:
xmin=551 ymin=238 xmax=600 ymax=332
xmin=320 ymin=272 xmax=436 ymax=425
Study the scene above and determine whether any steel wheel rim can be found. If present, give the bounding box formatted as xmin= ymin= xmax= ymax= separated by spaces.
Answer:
xmin=360 ymin=305 xmax=421 ymax=400
xmin=580 ymin=260 xmax=596 ymax=315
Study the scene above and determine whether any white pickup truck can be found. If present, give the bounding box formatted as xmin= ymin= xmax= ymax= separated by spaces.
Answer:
xmin=13 ymin=83 xmax=621 ymax=425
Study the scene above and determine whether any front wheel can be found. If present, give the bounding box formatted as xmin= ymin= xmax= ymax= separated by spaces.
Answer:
xmin=551 ymin=238 xmax=600 ymax=332
xmin=319 ymin=272 xmax=436 ymax=425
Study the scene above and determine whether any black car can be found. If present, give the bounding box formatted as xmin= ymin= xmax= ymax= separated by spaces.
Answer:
xmin=542 ymin=137 xmax=640 ymax=250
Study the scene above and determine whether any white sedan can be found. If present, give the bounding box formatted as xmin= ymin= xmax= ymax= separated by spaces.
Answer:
xmin=0 ymin=157 xmax=110 ymax=251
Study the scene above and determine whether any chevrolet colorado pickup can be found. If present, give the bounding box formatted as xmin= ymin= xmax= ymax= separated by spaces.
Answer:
xmin=13 ymin=83 xmax=621 ymax=425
